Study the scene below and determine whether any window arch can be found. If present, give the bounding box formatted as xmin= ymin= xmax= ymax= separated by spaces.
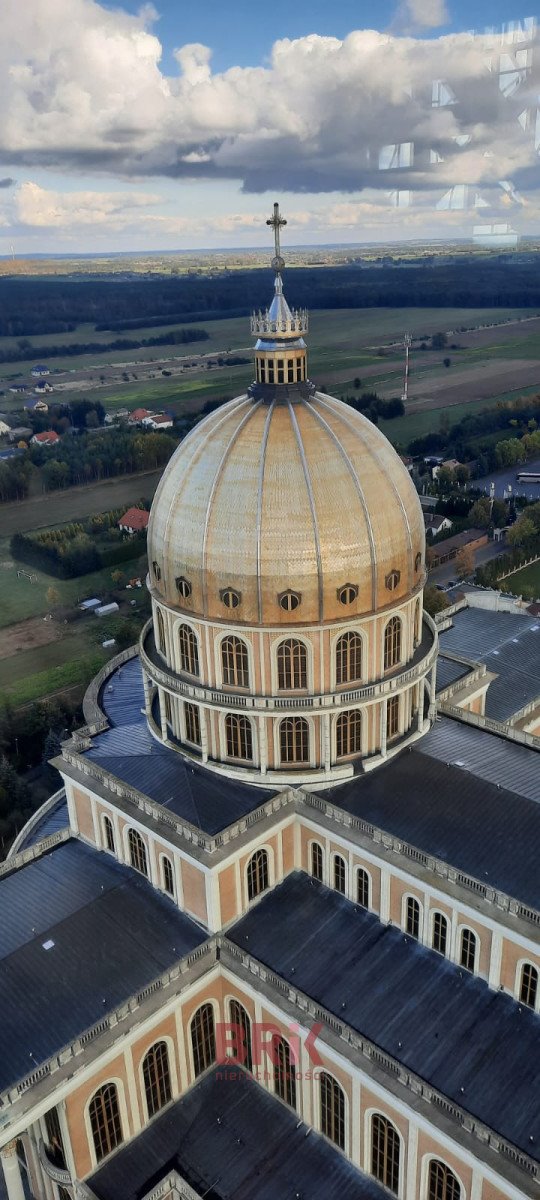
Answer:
xmin=102 ymin=815 xmax=115 ymax=853
xmin=336 ymin=631 xmax=363 ymax=685
xmin=184 ymin=701 xmax=201 ymax=746
xmin=280 ymin=717 xmax=309 ymax=765
xmin=386 ymin=695 xmax=400 ymax=741
xmin=277 ymin=639 xmax=307 ymax=690
xmin=229 ymin=999 xmax=253 ymax=1072
xmin=519 ymin=962 xmax=538 ymax=1009
xmin=247 ymin=848 xmax=269 ymax=901
xmin=320 ymin=1072 xmax=345 ymax=1150
xmin=178 ymin=624 xmax=199 ymax=677
xmin=357 ymin=868 xmax=370 ymax=909
xmin=333 ymin=854 xmax=347 ymax=895
xmin=191 ymin=1003 xmax=216 ymax=1077
xmin=405 ymin=896 xmax=421 ymax=939
xmin=88 ymin=1083 xmax=123 ymax=1163
xmin=156 ymin=608 xmax=166 ymax=655
xmin=371 ymin=1114 xmax=400 ymax=1194
xmin=225 ymin=714 xmax=253 ymax=761
xmin=142 ymin=1041 xmax=172 ymax=1118
xmin=427 ymin=1159 xmax=461 ymax=1200
xmin=432 ymin=912 xmax=448 ymax=956
xmin=311 ymin=841 xmax=324 ymax=882
xmin=128 ymin=829 xmax=148 ymax=877
xmin=161 ymin=855 xmax=175 ymax=897
xmin=221 ymin=635 xmax=250 ymax=688
xmin=384 ymin=616 xmax=402 ymax=670
xmin=336 ymin=709 xmax=362 ymax=758
xmin=460 ymin=928 xmax=477 ymax=973
xmin=272 ymin=1036 xmax=296 ymax=1108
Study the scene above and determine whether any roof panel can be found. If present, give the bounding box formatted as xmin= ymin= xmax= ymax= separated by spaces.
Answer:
xmin=229 ymin=873 xmax=540 ymax=1160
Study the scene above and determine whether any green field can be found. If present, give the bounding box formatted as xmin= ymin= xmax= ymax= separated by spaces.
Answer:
xmin=0 ymin=541 xmax=148 ymax=627
xmin=501 ymin=560 xmax=540 ymax=599
xmin=1 ymin=648 xmax=112 ymax=707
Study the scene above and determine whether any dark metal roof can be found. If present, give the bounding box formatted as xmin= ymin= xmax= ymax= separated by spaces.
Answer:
xmin=420 ymin=715 xmax=540 ymax=803
xmin=229 ymin=873 xmax=540 ymax=1161
xmin=439 ymin=608 xmax=540 ymax=720
xmin=0 ymin=840 xmax=207 ymax=1093
xmin=89 ymin=1069 xmax=388 ymax=1200
xmin=326 ymin=743 xmax=540 ymax=908
xmin=435 ymin=656 xmax=470 ymax=692
xmin=99 ymin=657 xmax=146 ymax=728
xmin=84 ymin=720 xmax=275 ymax=836
xmin=15 ymin=794 xmax=69 ymax=852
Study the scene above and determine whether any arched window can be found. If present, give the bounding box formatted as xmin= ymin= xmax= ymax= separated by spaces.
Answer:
xmin=178 ymin=624 xmax=199 ymax=677
xmin=272 ymin=1036 xmax=296 ymax=1108
xmin=229 ymin=999 xmax=252 ymax=1072
xmin=280 ymin=717 xmax=309 ymax=765
xmin=384 ymin=616 xmax=401 ymax=670
xmin=428 ymin=1159 xmax=461 ymax=1200
xmin=336 ymin=710 xmax=362 ymax=758
xmin=102 ymin=815 xmax=115 ymax=853
xmin=277 ymin=639 xmax=307 ymax=690
xmin=221 ymin=636 xmax=250 ymax=688
xmin=128 ymin=829 xmax=148 ymax=877
xmin=142 ymin=1041 xmax=172 ymax=1118
xmin=225 ymin=714 xmax=253 ymax=761
xmin=88 ymin=1083 xmax=123 ymax=1163
xmin=184 ymin=702 xmax=201 ymax=746
xmin=460 ymin=929 xmax=477 ymax=972
xmin=247 ymin=848 xmax=269 ymax=901
xmin=519 ymin=963 xmax=538 ymax=1009
xmin=386 ymin=695 xmax=400 ymax=740
xmin=336 ymin=632 xmax=363 ymax=684
xmin=405 ymin=896 xmax=420 ymax=939
xmin=357 ymin=868 xmax=370 ymax=908
xmin=161 ymin=856 xmax=175 ymax=897
xmin=311 ymin=841 xmax=324 ymax=882
xmin=320 ymin=1072 xmax=345 ymax=1150
xmin=334 ymin=854 xmax=346 ymax=895
xmin=432 ymin=912 xmax=448 ymax=956
xmin=191 ymin=1003 xmax=216 ymax=1077
xmin=371 ymin=1114 xmax=400 ymax=1194
xmin=156 ymin=608 xmax=166 ymax=655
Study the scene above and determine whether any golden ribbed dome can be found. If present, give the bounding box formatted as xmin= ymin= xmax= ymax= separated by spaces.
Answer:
xmin=147 ymin=390 xmax=425 ymax=625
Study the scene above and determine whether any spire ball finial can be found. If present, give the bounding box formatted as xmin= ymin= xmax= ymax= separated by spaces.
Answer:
xmin=266 ymin=201 xmax=287 ymax=274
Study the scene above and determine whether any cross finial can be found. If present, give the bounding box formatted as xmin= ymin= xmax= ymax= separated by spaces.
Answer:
xmin=266 ymin=201 xmax=286 ymax=274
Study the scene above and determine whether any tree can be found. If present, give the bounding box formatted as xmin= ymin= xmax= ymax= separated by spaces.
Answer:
xmin=443 ymin=358 xmax=451 ymax=368
xmin=506 ymin=515 xmax=536 ymax=549
xmin=46 ymin=586 xmax=60 ymax=607
xmin=353 ymin=377 xmax=361 ymax=389
xmin=436 ymin=466 xmax=455 ymax=493
xmin=455 ymin=545 xmax=475 ymax=579
xmin=468 ymin=497 xmax=492 ymax=528
xmin=111 ymin=569 xmax=126 ymax=587
xmin=454 ymin=464 xmax=470 ymax=487
xmin=432 ymin=332 xmax=447 ymax=350
xmin=423 ymin=585 xmax=450 ymax=617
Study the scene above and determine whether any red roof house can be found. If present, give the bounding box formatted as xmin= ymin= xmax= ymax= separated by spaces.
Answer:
xmin=118 ymin=507 xmax=150 ymax=534
xmin=128 ymin=408 xmax=152 ymax=424
xmin=30 ymin=430 xmax=60 ymax=446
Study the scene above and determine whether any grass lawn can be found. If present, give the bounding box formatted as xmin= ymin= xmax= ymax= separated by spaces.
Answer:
xmin=0 ymin=541 xmax=147 ymax=627
xmin=2 ymin=648 xmax=111 ymax=707
xmin=501 ymin=560 xmax=540 ymax=599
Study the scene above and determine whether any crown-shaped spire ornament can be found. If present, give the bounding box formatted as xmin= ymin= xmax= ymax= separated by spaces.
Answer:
xmin=250 ymin=201 xmax=308 ymax=339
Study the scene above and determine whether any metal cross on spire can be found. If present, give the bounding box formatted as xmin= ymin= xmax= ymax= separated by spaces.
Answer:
xmin=267 ymin=202 xmax=287 ymax=274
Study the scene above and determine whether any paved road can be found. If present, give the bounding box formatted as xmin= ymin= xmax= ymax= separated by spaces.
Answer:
xmin=0 ymin=469 xmax=163 ymax=536
xmin=429 ymin=540 xmax=507 ymax=587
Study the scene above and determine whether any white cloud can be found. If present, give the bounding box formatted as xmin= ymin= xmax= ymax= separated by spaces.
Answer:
xmin=0 ymin=0 xmax=538 ymax=209
xmin=402 ymin=0 xmax=448 ymax=29
xmin=15 ymin=182 xmax=161 ymax=227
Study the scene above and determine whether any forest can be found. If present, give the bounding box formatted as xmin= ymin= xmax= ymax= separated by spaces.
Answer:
xmin=0 ymin=326 xmax=209 ymax=364
xmin=1 ymin=257 xmax=540 ymax=336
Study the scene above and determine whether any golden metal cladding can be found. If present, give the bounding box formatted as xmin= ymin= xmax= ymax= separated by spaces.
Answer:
xmin=147 ymin=391 xmax=425 ymax=626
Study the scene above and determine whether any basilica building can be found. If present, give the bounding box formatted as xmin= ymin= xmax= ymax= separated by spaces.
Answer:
xmin=0 ymin=208 xmax=538 ymax=1200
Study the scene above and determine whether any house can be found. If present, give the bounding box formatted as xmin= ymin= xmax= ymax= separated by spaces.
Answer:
xmin=0 ymin=420 xmax=11 ymax=437
xmin=118 ymin=507 xmax=150 ymax=535
xmin=128 ymin=408 xmax=152 ymax=425
xmin=30 ymin=430 xmax=60 ymax=447
xmin=399 ymin=454 xmax=414 ymax=473
xmin=142 ymin=413 xmax=174 ymax=431
xmin=8 ymin=426 xmax=32 ymax=443
xmin=427 ymin=527 xmax=488 ymax=567
xmin=423 ymin=512 xmax=453 ymax=537
xmin=24 ymin=396 xmax=49 ymax=413
xmin=9 ymin=385 xmax=27 ymax=395
xmin=34 ymin=381 xmax=54 ymax=395
xmin=0 ymin=448 xmax=24 ymax=461
xmin=31 ymin=364 xmax=50 ymax=378
xmin=432 ymin=458 xmax=464 ymax=480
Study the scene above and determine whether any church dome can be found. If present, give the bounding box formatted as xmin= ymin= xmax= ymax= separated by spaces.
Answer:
xmin=147 ymin=391 xmax=425 ymax=625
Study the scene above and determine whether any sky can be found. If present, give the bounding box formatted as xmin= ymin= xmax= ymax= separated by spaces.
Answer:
xmin=0 ymin=0 xmax=538 ymax=253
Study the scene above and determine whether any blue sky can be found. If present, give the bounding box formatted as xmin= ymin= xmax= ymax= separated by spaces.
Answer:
xmin=0 ymin=0 xmax=538 ymax=252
